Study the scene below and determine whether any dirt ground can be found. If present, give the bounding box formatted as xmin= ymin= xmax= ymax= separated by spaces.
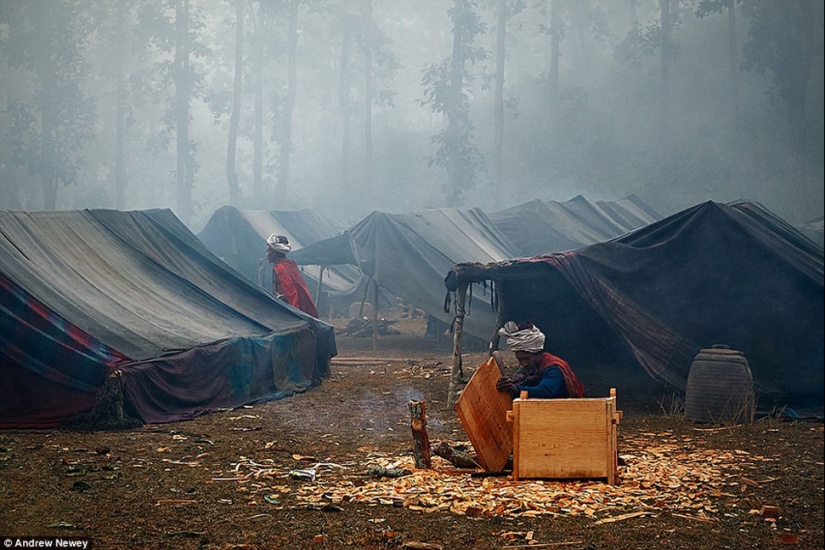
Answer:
xmin=1 ymin=315 xmax=823 ymax=550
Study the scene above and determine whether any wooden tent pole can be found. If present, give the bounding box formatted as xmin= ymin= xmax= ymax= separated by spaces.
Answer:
xmin=448 ymin=282 xmax=468 ymax=408
xmin=358 ymin=275 xmax=372 ymax=318
xmin=489 ymin=283 xmax=505 ymax=353
xmin=315 ymin=265 xmax=326 ymax=318
xmin=372 ymin=277 xmax=379 ymax=351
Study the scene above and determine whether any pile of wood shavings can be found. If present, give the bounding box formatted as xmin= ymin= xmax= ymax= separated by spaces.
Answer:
xmin=285 ymin=432 xmax=761 ymax=521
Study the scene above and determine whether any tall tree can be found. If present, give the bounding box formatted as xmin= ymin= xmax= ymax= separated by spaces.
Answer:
xmin=362 ymin=0 xmax=374 ymax=196
xmin=741 ymin=0 xmax=817 ymax=167
xmin=740 ymin=0 xmax=820 ymax=215
xmin=697 ymin=0 xmax=742 ymax=125
xmin=137 ymin=0 xmax=207 ymax=224
xmin=0 ymin=0 xmax=97 ymax=210
xmin=337 ymin=7 xmax=356 ymax=196
xmin=226 ymin=0 xmax=244 ymax=206
xmin=173 ymin=0 xmax=195 ymax=224
xmin=251 ymin=0 xmax=267 ymax=202
xmin=491 ymin=0 xmax=524 ymax=193
xmin=421 ymin=0 xmax=488 ymax=206
xmin=659 ymin=0 xmax=672 ymax=160
xmin=275 ymin=0 xmax=300 ymax=203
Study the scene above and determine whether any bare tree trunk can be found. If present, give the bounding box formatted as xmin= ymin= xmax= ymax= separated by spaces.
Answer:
xmin=40 ymin=86 xmax=58 ymax=210
xmin=339 ymin=25 xmax=351 ymax=196
xmin=547 ymin=0 xmax=560 ymax=110
xmin=658 ymin=0 xmax=671 ymax=164
xmin=789 ymin=0 xmax=815 ymax=219
xmin=226 ymin=0 xmax=243 ymax=206
xmin=276 ymin=0 xmax=299 ymax=203
xmin=493 ymin=0 xmax=506 ymax=194
xmin=114 ymin=0 xmax=127 ymax=210
xmin=174 ymin=0 xmax=192 ymax=225
xmin=252 ymin=2 xmax=264 ymax=202
xmin=362 ymin=0 xmax=373 ymax=196
xmin=727 ymin=0 xmax=739 ymax=125
xmin=445 ymin=0 xmax=467 ymax=207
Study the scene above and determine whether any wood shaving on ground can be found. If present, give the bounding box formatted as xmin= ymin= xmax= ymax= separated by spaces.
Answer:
xmin=222 ymin=431 xmax=762 ymax=522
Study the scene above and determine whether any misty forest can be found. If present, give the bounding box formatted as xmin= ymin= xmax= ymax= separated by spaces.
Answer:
xmin=0 ymin=0 xmax=822 ymax=232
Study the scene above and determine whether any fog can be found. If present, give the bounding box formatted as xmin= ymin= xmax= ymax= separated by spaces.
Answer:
xmin=0 ymin=0 xmax=822 ymax=232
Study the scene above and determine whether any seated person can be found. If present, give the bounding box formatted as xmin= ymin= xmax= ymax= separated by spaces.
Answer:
xmin=495 ymin=321 xmax=584 ymax=399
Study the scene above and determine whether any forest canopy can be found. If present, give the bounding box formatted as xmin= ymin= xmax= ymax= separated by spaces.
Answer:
xmin=0 ymin=0 xmax=822 ymax=231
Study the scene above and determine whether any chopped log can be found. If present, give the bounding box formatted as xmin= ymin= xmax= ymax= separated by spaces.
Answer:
xmin=409 ymin=401 xmax=431 ymax=469
xmin=432 ymin=441 xmax=479 ymax=469
xmin=404 ymin=543 xmax=444 ymax=550
xmin=366 ymin=467 xmax=412 ymax=478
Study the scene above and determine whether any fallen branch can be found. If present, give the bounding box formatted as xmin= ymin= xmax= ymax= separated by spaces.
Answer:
xmin=432 ymin=442 xmax=479 ymax=469
xmin=740 ymin=476 xmax=762 ymax=488
xmin=332 ymin=356 xmax=411 ymax=363
xmin=671 ymin=513 xmax=719 ymax=523
xmin=592 ymin=510 xmax=654 ymax=525
xmin=403 ymin=543 xmax=444 ymax=550
xmin=502 ymin=542 xmax=583 ymax=549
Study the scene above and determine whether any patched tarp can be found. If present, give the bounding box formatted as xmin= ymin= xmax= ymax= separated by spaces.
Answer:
xmin=290 ymin=208 xmax=523 ymax=340
xmin=197 ymin=206 xmax=371 ymax=313
xmin=447 ymin=201 xmax=824 ymax=408
xmin=1 ymin=209 xmax=335 ymax=428
xmin=488 ymin=195 xmax=661 ymax=256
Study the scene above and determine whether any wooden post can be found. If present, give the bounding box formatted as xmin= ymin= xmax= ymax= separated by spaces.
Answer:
xmin=315 ymin=265 xmax=326 ymax=318
xmin=409 ymin=400 xmax=431 ymax=468
xmin=372 ymin=277 xmax=379 ymax=351
xmin=447 ymin=282 xmax=468 ymax=408
xmin=489 ymin=283 xmax=505 ymax=353
xmin=358 ymin=275 xmax=372 ymax=318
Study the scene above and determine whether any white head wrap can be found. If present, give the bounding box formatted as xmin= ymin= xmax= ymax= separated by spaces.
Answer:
xmin=498 ymin=321 xmax=545 ymax=353
xmin=266 ymin=234 xmax=291 ymax=253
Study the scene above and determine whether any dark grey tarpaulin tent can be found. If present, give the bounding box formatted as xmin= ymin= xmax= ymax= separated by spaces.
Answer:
xmin=1 ymin=209 xmax=335 ymax=428
xmin=446 ymin=201 xmax=824 ymax=409
xmin=197 ymin=206 xmax=365 ymax=313
xmin=290 ymin=208 xmax=524 ymax=341
xmin=487 ymin=194 xmax=661 ymax=256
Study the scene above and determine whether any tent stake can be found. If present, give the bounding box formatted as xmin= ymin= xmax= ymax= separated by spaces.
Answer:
xmin=448 ymin=282 xmax=468 ymax=408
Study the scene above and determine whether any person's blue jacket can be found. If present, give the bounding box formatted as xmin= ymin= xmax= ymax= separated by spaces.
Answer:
xmin=517 ymin=365 xmax=569 ymax=399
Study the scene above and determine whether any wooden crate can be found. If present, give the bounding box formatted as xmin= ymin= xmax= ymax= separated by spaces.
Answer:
xmin=507 ymin=389 xmax=620 ymax=484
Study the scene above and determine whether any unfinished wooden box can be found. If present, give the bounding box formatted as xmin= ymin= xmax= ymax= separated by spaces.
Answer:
xmin=507 ymin=389 xmax=620 ymax=484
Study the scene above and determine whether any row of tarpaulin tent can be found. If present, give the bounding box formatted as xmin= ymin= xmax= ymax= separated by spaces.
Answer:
xmin=225 ymin=195 xmax=821 ymax=410
xmin=446 ymin=200 xmax=824 ymax=411
xmin=2 ymin=195 xmax=822 ymax=428
xmin=197 ymin=206 xmax=393 ymax=316
xmin=295 ymin=195 xmax=660 ymax=337
xmin=0 ymin=209 xmax=336 ymax=429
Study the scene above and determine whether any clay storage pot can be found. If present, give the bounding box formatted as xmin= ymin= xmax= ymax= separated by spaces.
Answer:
xmin=685 ymin=344 xmax=754 ymax=424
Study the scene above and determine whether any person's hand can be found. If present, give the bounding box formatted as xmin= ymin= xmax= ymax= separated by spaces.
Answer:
xmin=496 ymin=376 xmax=519 ymax=399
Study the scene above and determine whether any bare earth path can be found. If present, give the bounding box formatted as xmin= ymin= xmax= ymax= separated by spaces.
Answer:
xmin=1 ymin=317 xmax=822 ymax=549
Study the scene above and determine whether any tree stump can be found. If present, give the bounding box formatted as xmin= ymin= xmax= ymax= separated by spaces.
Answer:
xmin=409 ymin=400 xmax=431 ymax=469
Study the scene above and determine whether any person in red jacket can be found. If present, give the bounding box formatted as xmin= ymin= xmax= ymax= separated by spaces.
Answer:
xmin=265 ymin=234 xmax=319 ymax=317
xmin=495 ymin=321 xmax=584 ymax=399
